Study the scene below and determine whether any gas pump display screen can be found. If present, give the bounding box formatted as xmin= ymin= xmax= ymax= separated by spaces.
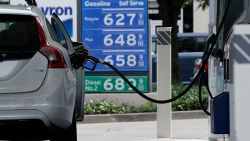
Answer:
xmin=82 ymin=0 xmax=148 ymax=72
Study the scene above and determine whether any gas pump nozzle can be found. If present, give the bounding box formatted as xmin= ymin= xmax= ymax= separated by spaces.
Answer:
xmin=70 ymin=42 xmax=91 ymax=69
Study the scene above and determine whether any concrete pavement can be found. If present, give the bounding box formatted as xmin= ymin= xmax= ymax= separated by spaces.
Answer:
xmin=83 ymin=111 xmax=208 ymax=123
xmin=77 ymin=118 xmax=209 ymax=141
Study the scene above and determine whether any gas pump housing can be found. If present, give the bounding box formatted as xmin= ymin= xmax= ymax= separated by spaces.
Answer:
xmin=209 ymin=0 xmax=250 ymax=140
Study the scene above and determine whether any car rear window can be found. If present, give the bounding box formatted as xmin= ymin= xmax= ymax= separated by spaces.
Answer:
xmin=0 ymin=15 xmax=39 ymax=52
xmin=178 ymin=35 xmax=207 ymax=52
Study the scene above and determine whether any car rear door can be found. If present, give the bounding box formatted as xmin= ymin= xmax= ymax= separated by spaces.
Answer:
xmin=0 ymin=14 xmax=48 ymax=93
xmin=51 ymin=14 xmax=85 ymax=121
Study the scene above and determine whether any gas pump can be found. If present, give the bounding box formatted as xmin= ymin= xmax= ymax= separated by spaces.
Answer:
xmin=208 ymin=0 xmax=250 ymax=140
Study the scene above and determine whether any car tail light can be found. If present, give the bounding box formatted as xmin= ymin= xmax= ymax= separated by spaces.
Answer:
xmin=39 ymin=46 xmax=67 ymax=68
xmin=36 ymin=18 xmax=67 ymax=68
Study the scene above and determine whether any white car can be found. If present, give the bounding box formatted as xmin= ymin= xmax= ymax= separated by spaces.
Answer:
xmin=0 ymin=3 xmax=86 ymax=141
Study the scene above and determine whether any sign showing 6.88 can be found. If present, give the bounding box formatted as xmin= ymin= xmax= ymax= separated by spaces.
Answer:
xmin=82 ymin=0 xmax=148 ymax=72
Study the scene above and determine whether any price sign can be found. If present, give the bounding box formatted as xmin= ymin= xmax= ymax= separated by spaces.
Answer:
xmin=89 ymin=49 xmax=147 ymax=71
xmin=83 ymin=30 xmax=147 ymax=49
xmin=83 ymin=10 xmax=145 ymax=28
xmin=82 ymin=0 xmax=148 ymax=72
xmin=85 ymin=75 xmax=148 ymax=93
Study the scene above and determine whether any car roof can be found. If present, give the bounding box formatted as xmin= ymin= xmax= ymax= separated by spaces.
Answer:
xmin=0 ymin=5 xmax=41 ymax=17
xmin=177 ymin=33 xmax=209 ymax=38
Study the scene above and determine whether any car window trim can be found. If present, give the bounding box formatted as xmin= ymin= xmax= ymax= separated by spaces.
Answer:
xmin=51 ymin=13 xmax=75 ymax=55
xmin=45 ymin=18 xmax=59 ymax=42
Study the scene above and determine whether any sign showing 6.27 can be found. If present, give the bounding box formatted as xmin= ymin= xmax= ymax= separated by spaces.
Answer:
xmin=82 ymin=0 xmax=148 ymax=72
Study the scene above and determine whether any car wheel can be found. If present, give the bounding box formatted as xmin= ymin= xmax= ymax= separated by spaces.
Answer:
xmin=51 ymin=114 xmax=77 ymax=141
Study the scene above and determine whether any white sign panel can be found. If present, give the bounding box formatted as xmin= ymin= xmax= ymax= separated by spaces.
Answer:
xmin=10 ymin=0 xmax=77 ymax=41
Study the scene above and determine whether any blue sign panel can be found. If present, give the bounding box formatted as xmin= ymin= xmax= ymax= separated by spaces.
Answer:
xmin=83 ymin=29 xmax=147 ymax=49
xmin=89 ymin=49 xmax=147 ymax=71
xmin=82 ymin=0 xmax=148 ymax=72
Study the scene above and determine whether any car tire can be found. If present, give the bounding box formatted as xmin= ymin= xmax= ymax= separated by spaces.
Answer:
xmin=51 ymin=114 xmax=77 ymax=141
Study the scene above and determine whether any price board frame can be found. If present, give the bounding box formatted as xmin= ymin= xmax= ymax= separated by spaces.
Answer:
xmin=82 ymin=0 xmax=149 ymax=93
xmin=82 ymin=0 xmax=149 ymax=72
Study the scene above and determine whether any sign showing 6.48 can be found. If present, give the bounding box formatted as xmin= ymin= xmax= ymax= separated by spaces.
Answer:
xmin=83 ymin=29 xmax=147 ymax=49
xmin=82 ymin=0 xmax=148 ymax=71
